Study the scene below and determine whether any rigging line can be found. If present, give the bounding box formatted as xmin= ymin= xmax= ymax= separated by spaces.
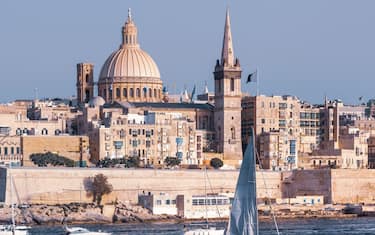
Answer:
xmin=205 ymin=168 xmax=222 ymax=218
xmin=255 ymin=139 xmax=280 ymax=235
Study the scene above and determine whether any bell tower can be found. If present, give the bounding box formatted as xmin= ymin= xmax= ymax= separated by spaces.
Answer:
xmin=213 ymin=9 xmax=242 ymax=163
xmin=76 ymin=63 xmax=94 ymax=105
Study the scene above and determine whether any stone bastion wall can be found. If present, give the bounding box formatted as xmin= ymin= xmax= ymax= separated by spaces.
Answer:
xmin=1 ymin=168 xmax=374 ymax=205
xmin=0 ymin=168 xmax=281 ymax=205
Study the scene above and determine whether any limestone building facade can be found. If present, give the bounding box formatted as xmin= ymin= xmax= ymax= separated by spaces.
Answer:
xmin=76 ymin=9 xmax=244 ymax=166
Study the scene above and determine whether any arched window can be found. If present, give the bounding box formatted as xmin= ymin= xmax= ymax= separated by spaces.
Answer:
xmin=136 ymin=88 xmax=140 ymax=97
xmin=154 ymin=89 xmax=157 ymax=98
xmin=123 ymin=88 xmax=127 ymax=98
xmin=230 ymin=78 xmax=235 ymax=91
xmin=149 ymin=88 xmax=152 ymax=97
xmin=130 ymin=88 xmax=134 ymax=97
xmin=85 ymin=74 xmax=89 ymax=83
xmin=41 ymin=128 xmax=48 ymax=135
xmin=143 ymin=87 xmax=147 ymax=97
xmin=16 ymin=128 xmax=22 ymax=136
xmin=116 ymin=88 xmax=120 ymax=98
xmin=85 ymin=89 xmax=90 ymax=102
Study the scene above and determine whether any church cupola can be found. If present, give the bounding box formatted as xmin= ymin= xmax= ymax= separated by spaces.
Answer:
xmin=121 ymin=8 xmax=139 ymax=48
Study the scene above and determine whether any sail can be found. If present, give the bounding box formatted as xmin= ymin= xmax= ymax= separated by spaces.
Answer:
xmin=226 ymin=130 xmax=258 ymax=235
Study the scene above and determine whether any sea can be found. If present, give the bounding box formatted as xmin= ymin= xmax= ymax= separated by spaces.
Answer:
xmin=27 ymin=217 xmax=375 ymax=234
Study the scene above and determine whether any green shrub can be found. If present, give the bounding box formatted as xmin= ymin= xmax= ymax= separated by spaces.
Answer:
xmin=210 ymin=157 xmax=223 ymax=169
xmin=30 ymin=152 xmax=74 ymax=167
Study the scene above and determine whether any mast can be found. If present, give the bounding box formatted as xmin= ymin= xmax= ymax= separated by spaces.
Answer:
xmin=204 ymin=166 xmax=208 ymax=229
xmin=10 ymin=174 xmax=15 ymax=234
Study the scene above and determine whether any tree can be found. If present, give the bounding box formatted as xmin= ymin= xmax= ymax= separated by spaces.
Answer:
xmin=85 ymin=174 xmax=113 ymax=205
xmin=164 ymin=157 xmax=181 ymax=167
xmin=30 ymin=152 xmax=75 ymax=167
xmin=210 ymin=158 xmax=223 ymax=169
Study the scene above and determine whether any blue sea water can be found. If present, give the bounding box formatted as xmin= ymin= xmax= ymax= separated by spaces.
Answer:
xmin=28 ymin=217 xmax=375 ymax=234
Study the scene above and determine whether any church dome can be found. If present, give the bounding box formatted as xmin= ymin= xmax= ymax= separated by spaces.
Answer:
xmin=99 ymin=47 xmax=160 ymax=79
xmin=99 ymin=9 xmax=160 ymax=81
xmin=97 ymin=9 xmax=163 ymax=103
xmin=88 ymin=96 xmax=105 ymax=107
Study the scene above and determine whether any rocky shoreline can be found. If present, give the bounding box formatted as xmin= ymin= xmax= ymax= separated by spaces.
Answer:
xmin=0 ymin=202 xmax=364 ymax=226
xmin=0 ymin=201 xmax=180 ymax=226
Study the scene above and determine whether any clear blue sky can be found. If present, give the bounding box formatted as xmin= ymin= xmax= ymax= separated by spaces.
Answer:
xmin=1 ymin=0 xmax=374 ymax=104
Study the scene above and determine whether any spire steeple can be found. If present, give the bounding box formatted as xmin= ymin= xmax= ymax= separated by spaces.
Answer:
xmin=121 ymin=8 xmax=139 ymax=48
xmin=221 ymin=8 xmax=235 ymax=67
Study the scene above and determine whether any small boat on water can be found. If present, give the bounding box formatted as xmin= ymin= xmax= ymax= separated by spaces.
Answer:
xmin=0 ymin=225 xmax=30 ymax=235
xmin=0 ymin=170 xmax=31 ymax=235
xmin=64 ymin=225 xmax=111 ymax=235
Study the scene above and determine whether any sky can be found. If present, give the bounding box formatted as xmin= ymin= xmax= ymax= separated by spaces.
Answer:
xmin=1 ymin=0 xmax=374 ymax=104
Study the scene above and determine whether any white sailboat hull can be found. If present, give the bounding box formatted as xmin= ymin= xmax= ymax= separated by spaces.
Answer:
xmin=184 ymin=228 xmax=224 ymax=235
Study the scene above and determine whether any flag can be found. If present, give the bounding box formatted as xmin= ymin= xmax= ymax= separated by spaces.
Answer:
xmin=247 ymin=70 xmax=257 ymax=83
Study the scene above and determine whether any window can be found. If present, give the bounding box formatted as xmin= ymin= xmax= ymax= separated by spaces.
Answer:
xmin=231 ymin=127 xmax=236 ymax=139
xmin=123 ymin=88 xmax=127 ymax=98
xmin=149 ymin=88 xmax=152 ymax=97
xmin=85 ymin=74 xmax=89 ymax=83
xmin=136 ymin=88 xmax=140 ymax=97
xmin=4 ymin=147 xmax=8 ymax=155
xmin=156 ymin=200 xmax=162 ymax=205
xmin=16 ymin=147 xmax=20 ymax=154
xmin=10 ymin=147 xmax=14 ymax=155
xmin=154 ymin=89 xmax=157 ymax=98
xmin=166 ymin=199 xmax=170 ymax=205
xmin=143 ymin=87 xmax=147 ymax=97
xmin=130 ymin=88 xmax=134 ymax=97
xmin=230 ymin=78 xmax=235 ymax=91
xmin=41 ymin=128 xmax=48 ymax=135
xmin=116 ymin=88 xmax=120 ymax=98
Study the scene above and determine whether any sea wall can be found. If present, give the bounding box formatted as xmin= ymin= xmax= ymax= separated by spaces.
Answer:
xmin=331 ymin=169 xmax=375 ymax=204
xmin=1 ymin=167 xmax=375 ymax=206
xmin=0 ymin=168 xmax=281 ymax=205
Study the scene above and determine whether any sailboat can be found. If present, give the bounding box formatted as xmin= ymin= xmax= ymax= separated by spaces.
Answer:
xmin=0 ymin=172 xmax=30 ymax=235
xmin=224 ymin=129 xmax=258 ymax=235
xmin=184 ymin=129 xmax=259 ymax=235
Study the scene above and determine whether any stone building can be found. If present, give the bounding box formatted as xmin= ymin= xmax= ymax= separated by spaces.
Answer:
xmin=0 ymin=100 xmax=78 ymax=166
xmin=21 ymin=135 xmax=90 ymax=167
xmin=241 ymin=95 xmax=301 ymax=169
xmin=76 ymin=9 xmax=243 ymax=166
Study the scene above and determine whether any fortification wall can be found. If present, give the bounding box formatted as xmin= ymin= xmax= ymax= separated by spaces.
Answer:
xmin=331 ymin=169 xmax=375 ymax=204
xmin=0 ymin=168 xmax=281 ymax=205
xmin=3 ymin=168 xmax=374 ymax=206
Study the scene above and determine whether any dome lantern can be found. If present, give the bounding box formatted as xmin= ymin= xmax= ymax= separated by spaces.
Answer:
xmin=121 ymin=8 xmax=139 ymax=49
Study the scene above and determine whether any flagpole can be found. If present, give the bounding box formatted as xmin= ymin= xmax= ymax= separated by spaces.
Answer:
xmin=256 ymin=67 xmax=259 ymax=96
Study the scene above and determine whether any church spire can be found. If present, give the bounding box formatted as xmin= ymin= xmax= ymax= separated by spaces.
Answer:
xmin=221 ymin=8 xmax=235 ymax=67
xmin=121 ymin=8 xmax=139 ymax=48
